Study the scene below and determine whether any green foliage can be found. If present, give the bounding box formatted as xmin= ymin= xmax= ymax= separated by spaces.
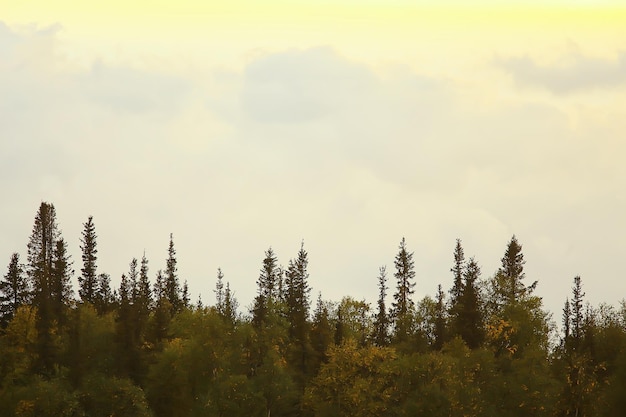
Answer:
xmin=66 ymin=304 xmax=116 ymax=385
xmin=305 ymin=339 xmax=398 ymax=417
xmin=1 ymin=253 xmax=30 ymax=326
xmin=10 ymin=376 xmax=81 ymax=417
xmin=78 ymin=373 xmax=152 ymax=417
xmin=5 ymin=202 xmax=626 ymax=417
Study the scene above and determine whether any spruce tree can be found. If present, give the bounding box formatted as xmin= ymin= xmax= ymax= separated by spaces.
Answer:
xmin=258 ymin=247 xmax=279 ymax=302
xmin=457 ymin=257 xmax=484 ymax=349
xmin=310 ymin=293 xmax=332 ymax=371
xmin=215 ymin=267 xmax=225 ymax=314
xmin=284 ymin=242 xmax=312 ymax=385
xmin=433 ymin=284 xmax=447 ymax=350
xmin=79 ymin=216 xmax=98 ymax=304
xmin=136 ymin=254 xmax=152 ymax=314
xmin=497 ymin=235 xmax=536 ymax=304
xmin=450 ymin=239 xmax=465 ymax=306
xmin=182 ymin=280 xmax=190 ymax=309
xmin=132 ymin=254 xmax=152 ymax=346
xmin=372 ymin=265 xmax=390 ymax=346
xmin=0 ymin=252 xmax=29 ymax=325
xmin=95 ymin=273 xmax=114 ymax=314
xmin=562 ymin=297 xmax=571 ymax=343
xmin=128 ymin=257 xmax=139 ymax=304
xmin=26 ymin=202 xmax=60 ymax=375
xmin=391 ymin=237 xmax=415 ymax=342
xmin=151 ymin=269 xmax=171 ymax=344
xmin=164 ymin=233 xmax=182 ymax=314
xmin=571 ymin=275 xmax=585 ymax=347
xmin=116 ymin=272 xmax=141 ymax=380
xmin=223 ymin=281 xmax=239 ymax=326
xmin=50 ymin=238 xmax=73 ymax=325
xmin=448 ymin=239 xmax=465 ymax=339
xmin=285 ymin=242 xmax=311 ymax=342
xmin=253 ymin=247 xmax=281 ymax=328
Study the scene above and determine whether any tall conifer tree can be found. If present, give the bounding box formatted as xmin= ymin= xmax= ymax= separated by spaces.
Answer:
xmin=450 ymin=239 xmax=465 ymax=305
xmin=79 ymin=216 xmax=98 ymax=304
xmin=497 ymin=235 xmax=536 ymax=305
xmin=253 ymin=247 xmax=281 ymax=328
xmin=0 ymin=252 xmax=29 ymax=325
xmin=391 ymin=237 xmax=415 ymax=342
xmin=284 ymin=242 xmax=312 ymax=385
xmin=457 ymin=257 xmax=484 ymax=349
xmin=285 ymin=242 xmax=311 ymax=342
xmin=372 ymin=265 xmax=390 ymax=346
xmin=26 ymin=202 xmax=61 ymax=374
xmin=50 ymin=238 xmax=73 ymax=325
xmin=95 ymin=273 xmax=114 ymax=314
xmin=433 ymin=284 xmax=447 ymax=350
xmin=164 ymin=233 xmax=182 ymax=314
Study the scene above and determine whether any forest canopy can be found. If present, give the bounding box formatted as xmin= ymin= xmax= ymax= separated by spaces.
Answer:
xmin=1 ymin=201 xmax=625 ymax=417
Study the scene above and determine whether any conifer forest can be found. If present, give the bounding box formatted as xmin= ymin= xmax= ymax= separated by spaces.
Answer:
xmin=2 ymin=201 xmax=626 ymax=417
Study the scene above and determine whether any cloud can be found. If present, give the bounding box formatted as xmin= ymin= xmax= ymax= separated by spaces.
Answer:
xmin=240 ymin=46 xmax=377 ymax=124
xmin=496 ymin=51 xmax=626 ymax=94
xmin=80 ymin=60 xmax=191 ymax=114
xmin=1 ymin=18 xmax=626 ymax=319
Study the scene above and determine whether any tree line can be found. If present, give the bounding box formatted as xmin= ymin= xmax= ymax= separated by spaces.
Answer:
xmin=1 ymin=201 xmax=625 ymax=416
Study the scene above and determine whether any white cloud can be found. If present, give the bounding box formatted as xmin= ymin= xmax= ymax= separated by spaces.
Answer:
xmin=1 ymin=21 xmax=625 ymax=318
xmin=496 ymin=51 xmax=626 ymax=94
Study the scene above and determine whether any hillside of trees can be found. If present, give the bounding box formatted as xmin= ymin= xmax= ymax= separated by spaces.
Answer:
xmin=1 ymin=201 xmax=625 ymax=416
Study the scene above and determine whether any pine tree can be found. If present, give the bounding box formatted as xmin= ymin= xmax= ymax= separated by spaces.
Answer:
xmin=128 ymin=257 xmax=139 ymax=304
xmin=310 ymin=293 xmax=332 ymax=371
xmin=334 ymin=307 xmax=344 ymax=346
xmin=448 ymin=239 xmax=465 ymax=339
xmin=562 ymin=297 xmax=571 ymax=343
xmin=151 ymin=269 xmax=171 ymax=344
xmin=136 ymin=254 xmax=152 ymax=312
xmin=285 ymin=242 xmax=311 ymax=342
xmin=26 ymin=202 xmax=60 ymax=375
xmin=182 ymin=280 xmax=190 ymax=309
xmin=50 ymin=238 xmax=73 ymax=325
xmin=253 ymin=247 xmax=281 ymax=328
xmin=258 ymin=247 xmax=279 ymax=302
xmin=391 ymin=237 xmax=415 ymax=342
xmin=372 ymin=265 xmax=390 ymax=346
xmin=95 ymin=273 xmax=114 ymax=314
xmin=450 ymin=239 xmax=465 ymax=306
xmin=223 ymin=281 xmax=239 ymax=326
xmin=215 ymin=267 xmax=225 ymax=314
xmin=571 ymin=275 xmax=585 ymax=348
xmin=457 ymin=257 xmax=484 ymax=349
xmin=117 ymin=273 xmax=133 ymax=360
xmin=497 ymin=235 xmax=536 ymax=304
xmin=164 ymin=233 xmax=182 ymax=314
xmin=79 ymin=216 xmax=98 ymax=304
xmin=0 ymin=252 xmax=29 ymax=325
xmin=132 ymin=254 xmax=152 ymax=346
xmin=433 ymin=284 xmax=447 ymax=350
xmin=284 ymin=242 xmax=312 ymax=385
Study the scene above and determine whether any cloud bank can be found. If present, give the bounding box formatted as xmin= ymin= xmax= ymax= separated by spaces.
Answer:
xmin=1 ymin=22 xmax=625 ymax=318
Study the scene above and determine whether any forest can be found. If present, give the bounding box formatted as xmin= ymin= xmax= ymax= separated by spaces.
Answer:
xmin=1 ymin=201 xmax=625 ymax=417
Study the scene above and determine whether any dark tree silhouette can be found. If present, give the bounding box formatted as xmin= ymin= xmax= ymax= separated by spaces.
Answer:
xmin=391 ymin=237 xmax=415 ymax=342
xmin=0 ymin=252 xmax=29 ymax=325
xmin=79 ymin=216 xmax=98 ymax=304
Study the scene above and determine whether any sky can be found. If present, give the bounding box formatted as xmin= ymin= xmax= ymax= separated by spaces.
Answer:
xmin=2 ymin=1 xmax=626 ymax=320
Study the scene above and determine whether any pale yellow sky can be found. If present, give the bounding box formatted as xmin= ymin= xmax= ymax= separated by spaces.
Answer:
xmin=5 ymin=2 xmax=626 ymax=73
xmin=2 ymin=1 xmax=626 ymax=317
